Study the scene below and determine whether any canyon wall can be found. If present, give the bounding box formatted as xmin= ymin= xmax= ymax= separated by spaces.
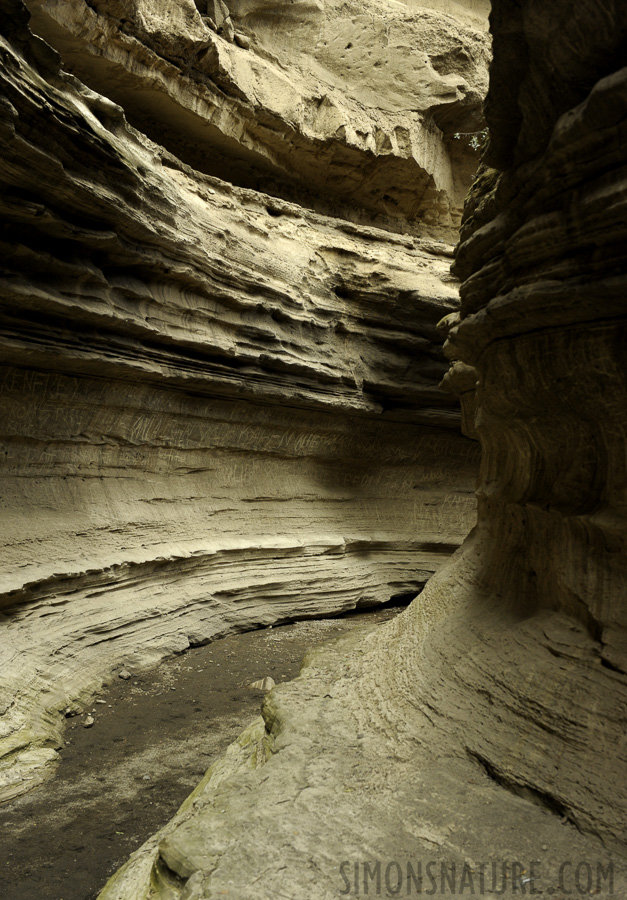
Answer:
xmin=0 ymin=0 xmax=486 ymax=800
xmin=97 ymin=2 xmax=627 ymax=899
xmin=24 ymin=0 xmax=489 ymax=234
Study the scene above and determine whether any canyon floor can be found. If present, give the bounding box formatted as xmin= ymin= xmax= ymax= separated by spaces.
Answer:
xmin=0 ymin=606 xmax=403 ymax=900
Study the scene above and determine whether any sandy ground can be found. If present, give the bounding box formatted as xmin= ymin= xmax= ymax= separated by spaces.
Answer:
xmin=0 ymin=607 xmax=402 ymax=900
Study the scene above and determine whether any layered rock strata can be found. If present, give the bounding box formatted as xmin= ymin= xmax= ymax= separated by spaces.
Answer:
xmin=98 ymin=2 xmax=627 ymax=899
xmin=0 ymin=0 xmax=483 ymax=800
xmin=23 ymin=0 xmax=489 ymax=236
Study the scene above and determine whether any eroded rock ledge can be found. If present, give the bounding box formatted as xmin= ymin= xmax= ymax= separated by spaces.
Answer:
xmin=23 ymin=0 xmax=489 ymax=236
xmin=96 ymin=1 xmax=626 ymax=898
xmin=0 ymin=0 xmax=482 ymax=800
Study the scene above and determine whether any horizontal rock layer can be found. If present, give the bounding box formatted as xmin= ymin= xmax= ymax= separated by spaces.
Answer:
xmin=97 ymin=1 xmax=627 ymax=898
xmin=23 ymin=0 xmax=490 ymax=236
xmin=0 ymin=0 xmax=480 ymax=801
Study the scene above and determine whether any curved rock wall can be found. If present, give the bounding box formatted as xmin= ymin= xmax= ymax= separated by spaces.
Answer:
xmin=450 ymin=0 xmax=627 ymax=678
xmin=94 ymin=3 xmax=627 ymax=899
xmin=0 ymin=0 xmax=484 ymax=799
xmin=439 ymin=3 xmax=627 ymax=842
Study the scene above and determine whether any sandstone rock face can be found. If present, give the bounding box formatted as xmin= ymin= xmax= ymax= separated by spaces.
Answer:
xmin=24 ymin=0 xmax=489 ymax=236
xmin=95 ymin=2 xmax=627 ymax=899
xmin=0 ymin=0 xmax=484 ymax=799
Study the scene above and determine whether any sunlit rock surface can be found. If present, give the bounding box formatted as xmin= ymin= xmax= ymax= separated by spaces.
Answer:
xmin=97 ymin=1 xmax=627 ymax=898
xmin=0 ymin=0 xmax=484 ymax=800
xmin=24 ymin=0 xmax=489 ymax=236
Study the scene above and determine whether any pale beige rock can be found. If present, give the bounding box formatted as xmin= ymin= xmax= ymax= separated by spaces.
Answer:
xmin=98 ymin=1 xmax=627 ymax=898
xmin=0 ymin=0 xmax=480 ymax=801
xmin=7 ymin=0 xmax=625 ymax=894
xmin=23 ymin=0 xmax=489 ymax=236
xmin=248 ymin=677 xmax=275 ymax=691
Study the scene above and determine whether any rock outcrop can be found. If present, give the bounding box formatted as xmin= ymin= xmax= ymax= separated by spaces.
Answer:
xmin=95 ymin=2 xmax=627 ymax=899
xmin=24 ymin=0 xmax=489 ymax=236
xmin=0 ymin=0 xmax=486 ymax=800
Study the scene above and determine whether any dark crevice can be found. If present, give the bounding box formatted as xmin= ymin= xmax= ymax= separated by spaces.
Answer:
xmin=600 ymin=656 xmax=627 ymax=676
xmin=388 ymin=590 xmax=421 ymax=605
xmin=466 ymin=749 xmax=579 ymax=826
xmin=154 ymin=853 xmax=191 ymax=894
xmin=268 ymin=592 xmax=419 ymax=631
xmin=344 ymin=591 xmax=421 ymax=616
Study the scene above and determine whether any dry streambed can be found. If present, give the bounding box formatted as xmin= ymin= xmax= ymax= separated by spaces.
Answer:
xmin=0 ymin=607 xmax=402 ymax=900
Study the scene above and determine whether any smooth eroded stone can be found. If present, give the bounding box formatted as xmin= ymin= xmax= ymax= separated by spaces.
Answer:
xmin=97 ymin=2 xmax=627 ymax=897
xmin=0 ymin=0 xmax=482 ymax=801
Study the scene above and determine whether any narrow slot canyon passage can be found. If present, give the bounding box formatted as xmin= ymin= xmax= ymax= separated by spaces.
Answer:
xmin=1 ymin=0 xmax=626 ymax=898
xmin=0 ymin=0 xmax=484 ymax=833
